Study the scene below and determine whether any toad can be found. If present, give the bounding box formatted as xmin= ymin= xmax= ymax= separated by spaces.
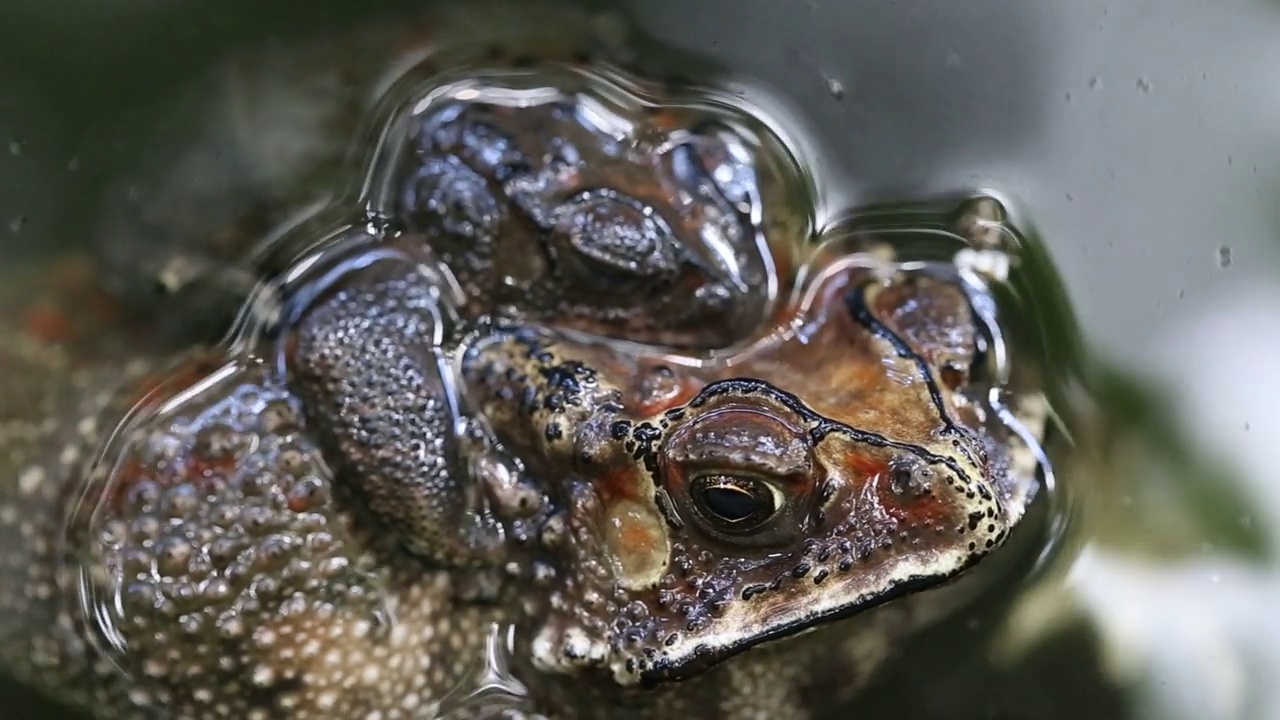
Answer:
xmin=390 ymin=80 xmax=784 ymax=349
xmin=0 ymin=64 xmax=1047 ymax=720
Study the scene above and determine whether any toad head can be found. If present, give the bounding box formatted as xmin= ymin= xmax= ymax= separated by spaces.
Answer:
xmin=460 ymin=264 xmax=1030 ymax=689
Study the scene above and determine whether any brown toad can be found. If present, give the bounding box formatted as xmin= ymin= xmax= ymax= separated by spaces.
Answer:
xmin=450 ymin=233 xmax=1045 ymax=710
xmin=0 ymin=56 xmax=1047 ymax=720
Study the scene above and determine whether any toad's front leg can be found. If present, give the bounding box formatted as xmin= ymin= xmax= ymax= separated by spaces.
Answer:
xmin=287 ymin=256 xmax=507 ymax=567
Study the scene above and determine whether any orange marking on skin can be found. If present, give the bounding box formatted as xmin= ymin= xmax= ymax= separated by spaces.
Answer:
xmin=103 ymin=449 xmax=227 ymax=519
xmin=102 ymin=421 xmax=238 ymax=516
xmin=845 ymin=452 xmax=888 ymax=480
xmin=287 ymin=493 xmax=312 ymax=514
xmin=93 ymin=366 xmax=227 ymax=507
xmin=764 ymin=268 xmax=860 ymax=349
xmin=23 ymin=303 xmax=72 ymax=344
xmin=604 ymin=496 xmax=670 ymax=587
xmin=646 ymin=109 xmax=684 ymax=132
xmin=595 ymin=465 xmax=642 ymax=504
xmin=102 ymin=455 xmax=156 ymax=516
xmin=186 ymin=451 xmax=238 ymax=480
xmin=617 ymin=512 xmax=659 ymax=549
xmin=876 ymin=471 xmax=948 ymax=526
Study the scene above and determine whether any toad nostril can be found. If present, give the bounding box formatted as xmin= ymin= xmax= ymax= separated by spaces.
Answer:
xmin=888 ymin=460 xmax=934 ymax=497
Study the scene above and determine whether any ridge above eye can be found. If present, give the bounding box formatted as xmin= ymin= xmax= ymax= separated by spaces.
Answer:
xmin=664 ymin=405 xmax=813 ymax=480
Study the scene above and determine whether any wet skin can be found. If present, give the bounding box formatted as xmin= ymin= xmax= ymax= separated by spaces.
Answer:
xmin=0 ymin=72 xmax=1043 ymax=720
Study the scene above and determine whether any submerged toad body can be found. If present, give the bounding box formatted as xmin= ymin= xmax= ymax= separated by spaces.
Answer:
xmin=0 ymin=64 xmax=1046 ymax=720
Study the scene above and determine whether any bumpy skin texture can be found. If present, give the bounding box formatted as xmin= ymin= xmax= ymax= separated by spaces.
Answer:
xmin=290 ymin=259 xmax=507 ymax=566
xmin=0 ymin=64 xmax=1043 ymax=720
xmin=394 ymin=86 xmax=779 ymax=348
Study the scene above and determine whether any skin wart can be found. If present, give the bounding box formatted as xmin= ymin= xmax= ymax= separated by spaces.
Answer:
xmin=0 ymin=62 xmax=1046 ymax=720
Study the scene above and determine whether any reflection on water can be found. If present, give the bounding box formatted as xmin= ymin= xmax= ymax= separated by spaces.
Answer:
xmin=0 ymin=1 xmax=1277 ymax=719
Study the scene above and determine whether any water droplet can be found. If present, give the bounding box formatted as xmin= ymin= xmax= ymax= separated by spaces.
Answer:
xmin=825 ymin=77 xmax=845 ymax=100
xmin=1217 ymin=245 xmax=1233 ymax=268
xmin=1088 ymin=76 xmax=1103 ymax=90
xmin=67 ymin=156 xmax=79 ymax=172
xmin=8 ymin=137 xmax=23 ymax=156
xmin=8 ymin=215 xmax=26 ymax=234
xmin=1136 ymin=77 xmax=1153 ymax=93
xmin=1064 ymin=91 xmax=1073 ymax=103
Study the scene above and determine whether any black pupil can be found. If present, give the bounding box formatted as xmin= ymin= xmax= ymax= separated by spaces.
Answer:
xmin=698 ymin=481 xmax=770 ymax=525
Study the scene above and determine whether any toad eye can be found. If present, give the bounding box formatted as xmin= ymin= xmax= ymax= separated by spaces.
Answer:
xmin=658 ymin=395 xmax=817 ymax=548
xmin=689 ymin=474 xmax=781 ymax=533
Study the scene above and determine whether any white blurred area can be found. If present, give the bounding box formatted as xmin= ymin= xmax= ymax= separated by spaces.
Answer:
xmin=1149 ymin=282 xmax=1280 ymax=526
xmin=1063 ymin=281 xmax=1280 ymax=720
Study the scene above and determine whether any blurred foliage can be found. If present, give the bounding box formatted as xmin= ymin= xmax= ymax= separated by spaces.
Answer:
xmin=1074 ymin=365 xmax=1272 ymax=561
